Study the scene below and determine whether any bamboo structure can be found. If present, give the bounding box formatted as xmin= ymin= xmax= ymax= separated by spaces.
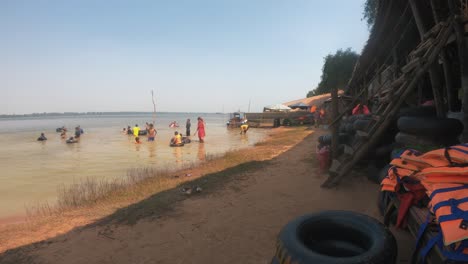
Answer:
xmin=323 ymin=0 xmax=468 ymax=187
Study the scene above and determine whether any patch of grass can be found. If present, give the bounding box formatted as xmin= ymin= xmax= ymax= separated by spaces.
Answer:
xmin=102 ymin=160 xmax=269 ymax=225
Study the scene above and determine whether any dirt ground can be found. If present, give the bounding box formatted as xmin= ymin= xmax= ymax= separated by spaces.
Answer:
xmin=0 ymin=129 xmax=413 ymax=264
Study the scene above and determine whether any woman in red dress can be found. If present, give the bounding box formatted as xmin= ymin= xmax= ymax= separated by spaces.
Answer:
xmin=194 ymin=117 xmax=206 ymax=143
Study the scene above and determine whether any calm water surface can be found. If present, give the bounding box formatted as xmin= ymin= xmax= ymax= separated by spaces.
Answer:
xmin=0 ymin=113 xmax=266 ymax=218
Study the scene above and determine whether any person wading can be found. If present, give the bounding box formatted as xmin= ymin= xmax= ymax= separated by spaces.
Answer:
xmin=194 ymin=117 xmax=205 ymax=143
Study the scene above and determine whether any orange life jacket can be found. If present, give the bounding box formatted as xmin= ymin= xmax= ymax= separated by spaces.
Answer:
xmin=416 ymin=167 xmax=468 ymax=184
xmin=427 ymin=184 xmax=468 ymax=245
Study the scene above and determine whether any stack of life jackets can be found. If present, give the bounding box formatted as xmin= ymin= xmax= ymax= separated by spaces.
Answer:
xmin=380 ymin=144 xmax=468 ymax=263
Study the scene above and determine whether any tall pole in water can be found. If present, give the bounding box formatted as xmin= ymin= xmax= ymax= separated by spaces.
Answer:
xmin=151 ymin=90 xmax=156 ymax=124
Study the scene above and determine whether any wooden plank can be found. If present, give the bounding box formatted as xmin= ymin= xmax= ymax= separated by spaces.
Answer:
xmin=344 ymin=145 xmax=354 ymax=155
xmin=328 ymin=159 xmax=341 ymax=174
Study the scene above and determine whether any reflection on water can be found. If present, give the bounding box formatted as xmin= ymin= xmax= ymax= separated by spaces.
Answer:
xmin=240 ymin=134 xmax=249 ymax=145
xmin=198 ymin=142 xmax=206 ymax=161
xmin=173 ymin=146 xmax=183 ymax=164
xmin=148 ymin=142 xmax=156 ymax=158
xmin=0 ymin=113 xmax=268 ymax=218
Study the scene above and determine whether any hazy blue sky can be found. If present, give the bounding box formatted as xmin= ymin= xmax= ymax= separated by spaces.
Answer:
xmin=1 ymin=0 xmax=369 ymax=114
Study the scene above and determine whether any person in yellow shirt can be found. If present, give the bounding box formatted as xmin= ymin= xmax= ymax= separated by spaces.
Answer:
xmin=170 ymin=131 xmax=183 ymax=145
xmin=133 ymin=124 xmax=140 ymax=137
xmin=240 ymin=124 xmax=249 ymax=134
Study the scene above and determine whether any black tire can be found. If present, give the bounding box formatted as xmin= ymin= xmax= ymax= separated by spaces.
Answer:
xmin=339 ymin=133 xmax=353 ymax=145
xmin=275 ymin=211 xmax=397 ymax=264
xmin=367 ymin=162 xmax=380 ymax=184
xmin=347 ymin=114 xmax=372 ymax=124
xmin=378 ymin=192 xmax=396 ymax=223
xmin=397 ymin=106 xmax=436 ymax=118
xmin=344 ymin=123 xmax=355 ymax=134
xmin=138 ymin=130 xmax=148 ymax=136
xmin=353 ymin=119 xmax=373 ymax=132
xmin=395 ymin=132 xmax=459 ymax=147
xmin=374 ymin=144 xmax=395 ymax=159
xmin=377 ymin=164 xmax=391 ymax=183
xmin=397 ymin=117 xmax=463 ymax=137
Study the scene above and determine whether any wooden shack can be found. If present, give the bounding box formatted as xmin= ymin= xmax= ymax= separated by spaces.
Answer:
xmin=323 ymin=0 xmax=468 ymax=188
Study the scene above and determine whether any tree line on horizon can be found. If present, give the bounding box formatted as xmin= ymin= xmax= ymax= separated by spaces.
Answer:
xmin=306 ymin=0 xmax=378 ymax=98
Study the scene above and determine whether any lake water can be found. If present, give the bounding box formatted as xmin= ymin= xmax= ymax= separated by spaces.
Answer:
xmin=0 ymin=113 xmax=266 ymax=218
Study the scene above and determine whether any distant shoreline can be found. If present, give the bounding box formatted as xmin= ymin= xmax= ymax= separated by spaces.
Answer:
xmin=0 ymin=112 xmax=228 ymax=119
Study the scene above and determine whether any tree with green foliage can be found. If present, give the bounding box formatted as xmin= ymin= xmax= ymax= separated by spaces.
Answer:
xmin=362 ymin=0 xmax=379 ymax=29
xmin=307 ymin=48 xmax=359 ymax=97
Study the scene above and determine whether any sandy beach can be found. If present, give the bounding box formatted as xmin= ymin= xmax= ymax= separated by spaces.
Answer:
xmin=0 ymin=127 xmax=413 ymax=263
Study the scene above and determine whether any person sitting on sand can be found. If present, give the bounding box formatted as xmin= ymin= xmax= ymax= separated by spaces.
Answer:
xmin=240 ymin=123 xmax=249 ymax=134
xmin=122 ymin=128 xmax=127 ymax=134
xmin=133 ymin=124 xmax=140 ymax=137
xmin=60 ymin=131 xmax=67 ymax=139
xmin=135 ymin=136 xmax=142 ymax=144
xmin=37 ymin=133 xmax=47 ymax=141
xmin=171 ymin=131 xmax=182 ymax=145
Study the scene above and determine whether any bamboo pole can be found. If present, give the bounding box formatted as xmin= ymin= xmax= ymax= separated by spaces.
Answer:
xmin=430 ymin=0 xmax=456 ymax=111
xmin=409 ymin=0 xmax=446 ymax=117
xmin=151 ymin=90 xmax=156 ymax=124
xmin=322 ymin=19 xmax=454 ymax=188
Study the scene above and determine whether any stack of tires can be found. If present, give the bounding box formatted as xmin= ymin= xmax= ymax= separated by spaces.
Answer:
xmin=396 ymin=116 xmax=462 ymax=151
xmin=271 ymin=211 xmax=398 ymax=264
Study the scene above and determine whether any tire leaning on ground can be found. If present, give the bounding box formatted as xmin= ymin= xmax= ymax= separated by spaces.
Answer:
xmin=397 ymin=117 xmax=463 ymax=137
xmin=273 ymin=211 xmax=397 ymax=264
xmin=353 ymin=119 xmax=373 ymax=132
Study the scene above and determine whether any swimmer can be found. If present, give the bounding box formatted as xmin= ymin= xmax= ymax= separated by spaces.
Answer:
xmin=37 ymin=133 xmax=47 ymax=141
xmin=135 ymin=136 xmax=142 ymax=144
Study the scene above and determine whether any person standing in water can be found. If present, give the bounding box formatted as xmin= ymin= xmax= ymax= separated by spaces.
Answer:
xmin=133 ymin=124 xmax=140 ymax=137
xmin=186 ymin=119 xmax=191 ymax=136
xmin=74 ymin=126 xmax=81 ymax=138
xmin=240 ymin=123 xmax=249 ymax=134
xmin=148 ymin=124 xmax=156 ymax=141
xmin=194 ymin=117 xmax=205 ymax=143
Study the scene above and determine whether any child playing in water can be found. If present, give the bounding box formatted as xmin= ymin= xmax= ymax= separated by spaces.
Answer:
xmin=135 ymin=137 xmax=142 ymax=144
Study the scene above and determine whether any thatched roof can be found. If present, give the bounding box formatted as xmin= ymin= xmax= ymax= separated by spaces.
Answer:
xmin=283 ymin=91 xmax=344 ymax=108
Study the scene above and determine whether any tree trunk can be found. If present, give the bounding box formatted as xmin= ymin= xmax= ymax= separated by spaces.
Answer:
xmin=409 ymin=0 xmax=445 ymax=117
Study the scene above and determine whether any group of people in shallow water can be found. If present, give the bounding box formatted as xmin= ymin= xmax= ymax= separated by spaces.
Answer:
xmin=123 ymin=117 xmax=206 ymax=146
xmin=37 ymin=125 xmax=84 ymax=143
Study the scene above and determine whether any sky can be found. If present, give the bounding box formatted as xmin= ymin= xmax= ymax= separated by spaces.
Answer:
xmin=0 ymin=0 xmax=369 ymax=114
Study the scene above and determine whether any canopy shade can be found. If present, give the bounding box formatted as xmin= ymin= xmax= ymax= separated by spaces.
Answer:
xmin=288 ymin=102 xmax=309 ymax=108
xmin=263 ymin=104 xmax=291 ymax=112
